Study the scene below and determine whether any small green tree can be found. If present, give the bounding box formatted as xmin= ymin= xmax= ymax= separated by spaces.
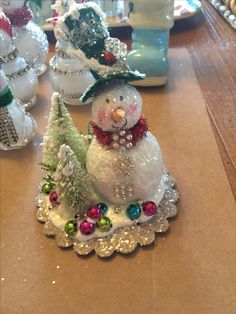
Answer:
xmin=41 ymin=92 xmax=88 ymax=172
xmin=54 ymin=144 xmax=93 ymax=214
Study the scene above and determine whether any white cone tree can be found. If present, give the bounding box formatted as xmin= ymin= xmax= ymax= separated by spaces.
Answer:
xmin=54 ymin=144 xmax=93 ymax=214
xmin=41 ymin=92 xmax=88 ymax=172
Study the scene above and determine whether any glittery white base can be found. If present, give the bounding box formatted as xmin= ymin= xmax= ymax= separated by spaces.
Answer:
xmin=36 ymin=172 xmax=179 ymax=257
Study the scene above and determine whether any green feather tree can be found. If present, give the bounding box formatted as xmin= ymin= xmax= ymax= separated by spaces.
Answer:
xmin=41 ymin=92 xmax=88 ymax=172
xmin=54 ymin=144 xmax=93 ymax=214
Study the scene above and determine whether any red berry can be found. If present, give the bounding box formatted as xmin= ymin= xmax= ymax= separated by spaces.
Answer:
xmin=80 ymin=220 xmax=96 ymax=235
xmin=49 ymin=192 xmax=60 ymax=205
xmin=103 ymin=51 xmax=116 ymax=66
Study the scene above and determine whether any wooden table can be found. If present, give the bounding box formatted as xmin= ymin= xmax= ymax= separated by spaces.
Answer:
xmin=170 ymin=0 xmax=236 ymax=198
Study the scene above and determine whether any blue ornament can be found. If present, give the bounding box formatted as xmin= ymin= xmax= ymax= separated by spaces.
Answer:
xmin=126 ymin=204 xmax=141 ymax=220
xmin=97 ymin=203 xmax=108 ymax=215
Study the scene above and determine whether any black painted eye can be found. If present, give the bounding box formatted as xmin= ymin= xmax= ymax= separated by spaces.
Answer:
xmin=120 ymin=96 xmax=123 ymax=101
xmin=106 ymin=98 xmax=110 ymax=103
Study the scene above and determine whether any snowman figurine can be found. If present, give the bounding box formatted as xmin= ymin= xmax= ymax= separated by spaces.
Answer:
xmin=2 ymin=0 xmax=49 ymax=76
xmin=0 ymin=10 xmax=38 ymax=109
xmin=81 ymin=70 xmax=166 ymax=221
xmin=0 ymin=69 xmax=37 ymax=150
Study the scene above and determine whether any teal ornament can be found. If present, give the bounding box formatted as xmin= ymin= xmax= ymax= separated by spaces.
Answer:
xmin=97 ymin=203 xmax=108 ymax=215
xmin=126 ymin=204 xmax=141 ymax=220
xmin=97 ymin=217 xmax=112 ymax=233
xmin=65 ymin=220 xmax=78 ymax=237
xmin=41 ymin=181 xmax=54 ymax=194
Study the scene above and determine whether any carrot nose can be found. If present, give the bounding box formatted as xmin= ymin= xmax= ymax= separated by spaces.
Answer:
xmin=111 ymin=107 xmax=126 ymax=122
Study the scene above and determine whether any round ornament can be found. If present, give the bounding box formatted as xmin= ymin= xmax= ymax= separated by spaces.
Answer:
xmin=65 ymin=220 xmax=78 ymax=237
xmin=142 ymin=201 xmax=158 ymax=216
xmin=97 ymin=217 xmax=112 ymax=233
xmin=41 ymin=182 xmax=54 ymax=194
xmin=80 ymin=220 xmax=96 ymax=235
xmin=126 ymin=204 xmax=141 ymax=220
xmin=97 ymin=203 xmax=108 ymax=215
xmin=87 ymin=206 xmax=102 ymax=220
xmin=49 ymin=192 xmax=60 ymax=205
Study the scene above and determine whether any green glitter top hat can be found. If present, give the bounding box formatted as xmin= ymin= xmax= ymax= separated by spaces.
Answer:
xmin=63 ymin=3 xmax=109 ymax=60
xmin=81 ymin=70 xmax=145 ymax=103
xmin=0 ymin=69 xmax=13 ymax=107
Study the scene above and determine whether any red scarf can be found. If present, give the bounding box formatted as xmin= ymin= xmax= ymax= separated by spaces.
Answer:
xmin=91 ymin=117 xmax=148 ymax=148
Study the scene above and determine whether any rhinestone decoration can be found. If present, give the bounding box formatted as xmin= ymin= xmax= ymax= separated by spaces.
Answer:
xmin=111 ymin=130 xmax=133 ymax=150
xmin=49 ymin=56 xmax=88 ymax=76
xmin=105 ymin=37 xmax=128 ymax=61
xmin=36 ymin=172 xmax=179 ymax=258
xmin=6 ymin=64 xmax=31 ymax=80
xmin=0 ymin=107 xmax=19 ymax=148
xmin=113 ymin=155 xmax=135 ymax=176
xmin=0 ymin=48 xmax=18 ymax=64
xmin=113 ymin=182 xmax=134 ymax=200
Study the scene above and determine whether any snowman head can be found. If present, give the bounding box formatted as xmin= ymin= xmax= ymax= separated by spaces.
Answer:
xmin=0 ymin=10 xmax=13 ymax=54
xmin=92 ymin=82 xmax=142 ymax=132
xmin=1 ymin=0 xmax=25 ymax=14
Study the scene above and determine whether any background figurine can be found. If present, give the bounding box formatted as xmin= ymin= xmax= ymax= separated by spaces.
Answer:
xmin=127 ymin=0 xmax=175 ymax=87
xmin=2 ymin=0 xmax=49 ymax=76
xmin=0 ymin=10 xmax=38 ymax=109
xmin=0 ymin=69 xmax=37 ymax=150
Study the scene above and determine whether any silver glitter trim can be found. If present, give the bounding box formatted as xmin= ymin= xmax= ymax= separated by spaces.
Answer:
xmin=36 ymin=173 xmax=179 ymax=258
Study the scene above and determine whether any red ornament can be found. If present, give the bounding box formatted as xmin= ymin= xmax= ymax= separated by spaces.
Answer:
xmin=49 ymin=192 xmax=60 ymax=205
xmin=87 ymin=206 xmax=102 ymax=220
xmin=6 ymin=7 xmax=32 ymax=27
xmin=142 ymin=201 xmax=158 ymax=216
xmin=0 ymin=11 xmax=12 ymax=38
xmin=103 ymin=51 xmax=117 ymax=66
xmin=80 ymin=220 xmax=96 ymax=235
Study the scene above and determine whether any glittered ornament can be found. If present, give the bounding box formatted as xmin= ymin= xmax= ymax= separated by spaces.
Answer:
xmin=142 ymin=201 xmax=158 ymax=216
xmin=97 ymin=217 xmax=112 ymax=233
xmin=126 ymin=204 xmax=141 ymax=220
xmin=80 ymin=220 xmax=96 ymax=235
xmin=41 ymin=182 xmax=54 ymax=194
xmin=49 ymin=192 xmax=60 ymax=205
xmin=97 ymin=203 xmax=108 ymax=215
xmin=65 ymin=220 xmax=78 ymax=237
xmin=87 ymin=206 xmax=102 ymax=220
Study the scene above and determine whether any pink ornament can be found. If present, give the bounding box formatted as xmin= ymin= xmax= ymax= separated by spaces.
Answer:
xmin=49 ymin=192 xmax=60 ymax=205
xmin=142 ymin=201 xmax=157 ymax=216
xmin=80 ymin=220 xmax=95 ymax=235
xmin=87 ymin=206 xmax=102 ymax=220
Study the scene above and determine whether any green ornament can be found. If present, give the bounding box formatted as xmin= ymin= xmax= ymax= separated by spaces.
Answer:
xmin=65 ymin=220 xmax=78 ymax=237
xmin=126 ymin=204 xmax=141 ymax=220
xmin=97 ymin=203 xmax=108 ymax=215
xmin=41 ymin=182 xmax=54 ymax=194
xmin=97 ymin=217 xmax=112 ymax=233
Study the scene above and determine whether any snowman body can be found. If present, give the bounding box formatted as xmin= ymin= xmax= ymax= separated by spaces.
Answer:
xmin=87 ymin=83 xmax=164 ymax=204
xmin=0 ymin=69 xmax=36 ymax=150
xmin=0 ymin=29 xmax=38 ymax=108
xmin=49 ymin=38 xmax=95 ymax=106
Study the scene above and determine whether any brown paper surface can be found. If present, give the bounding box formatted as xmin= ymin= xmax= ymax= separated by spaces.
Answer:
xmin=1 ymin=48 xmax=236 ymax=314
